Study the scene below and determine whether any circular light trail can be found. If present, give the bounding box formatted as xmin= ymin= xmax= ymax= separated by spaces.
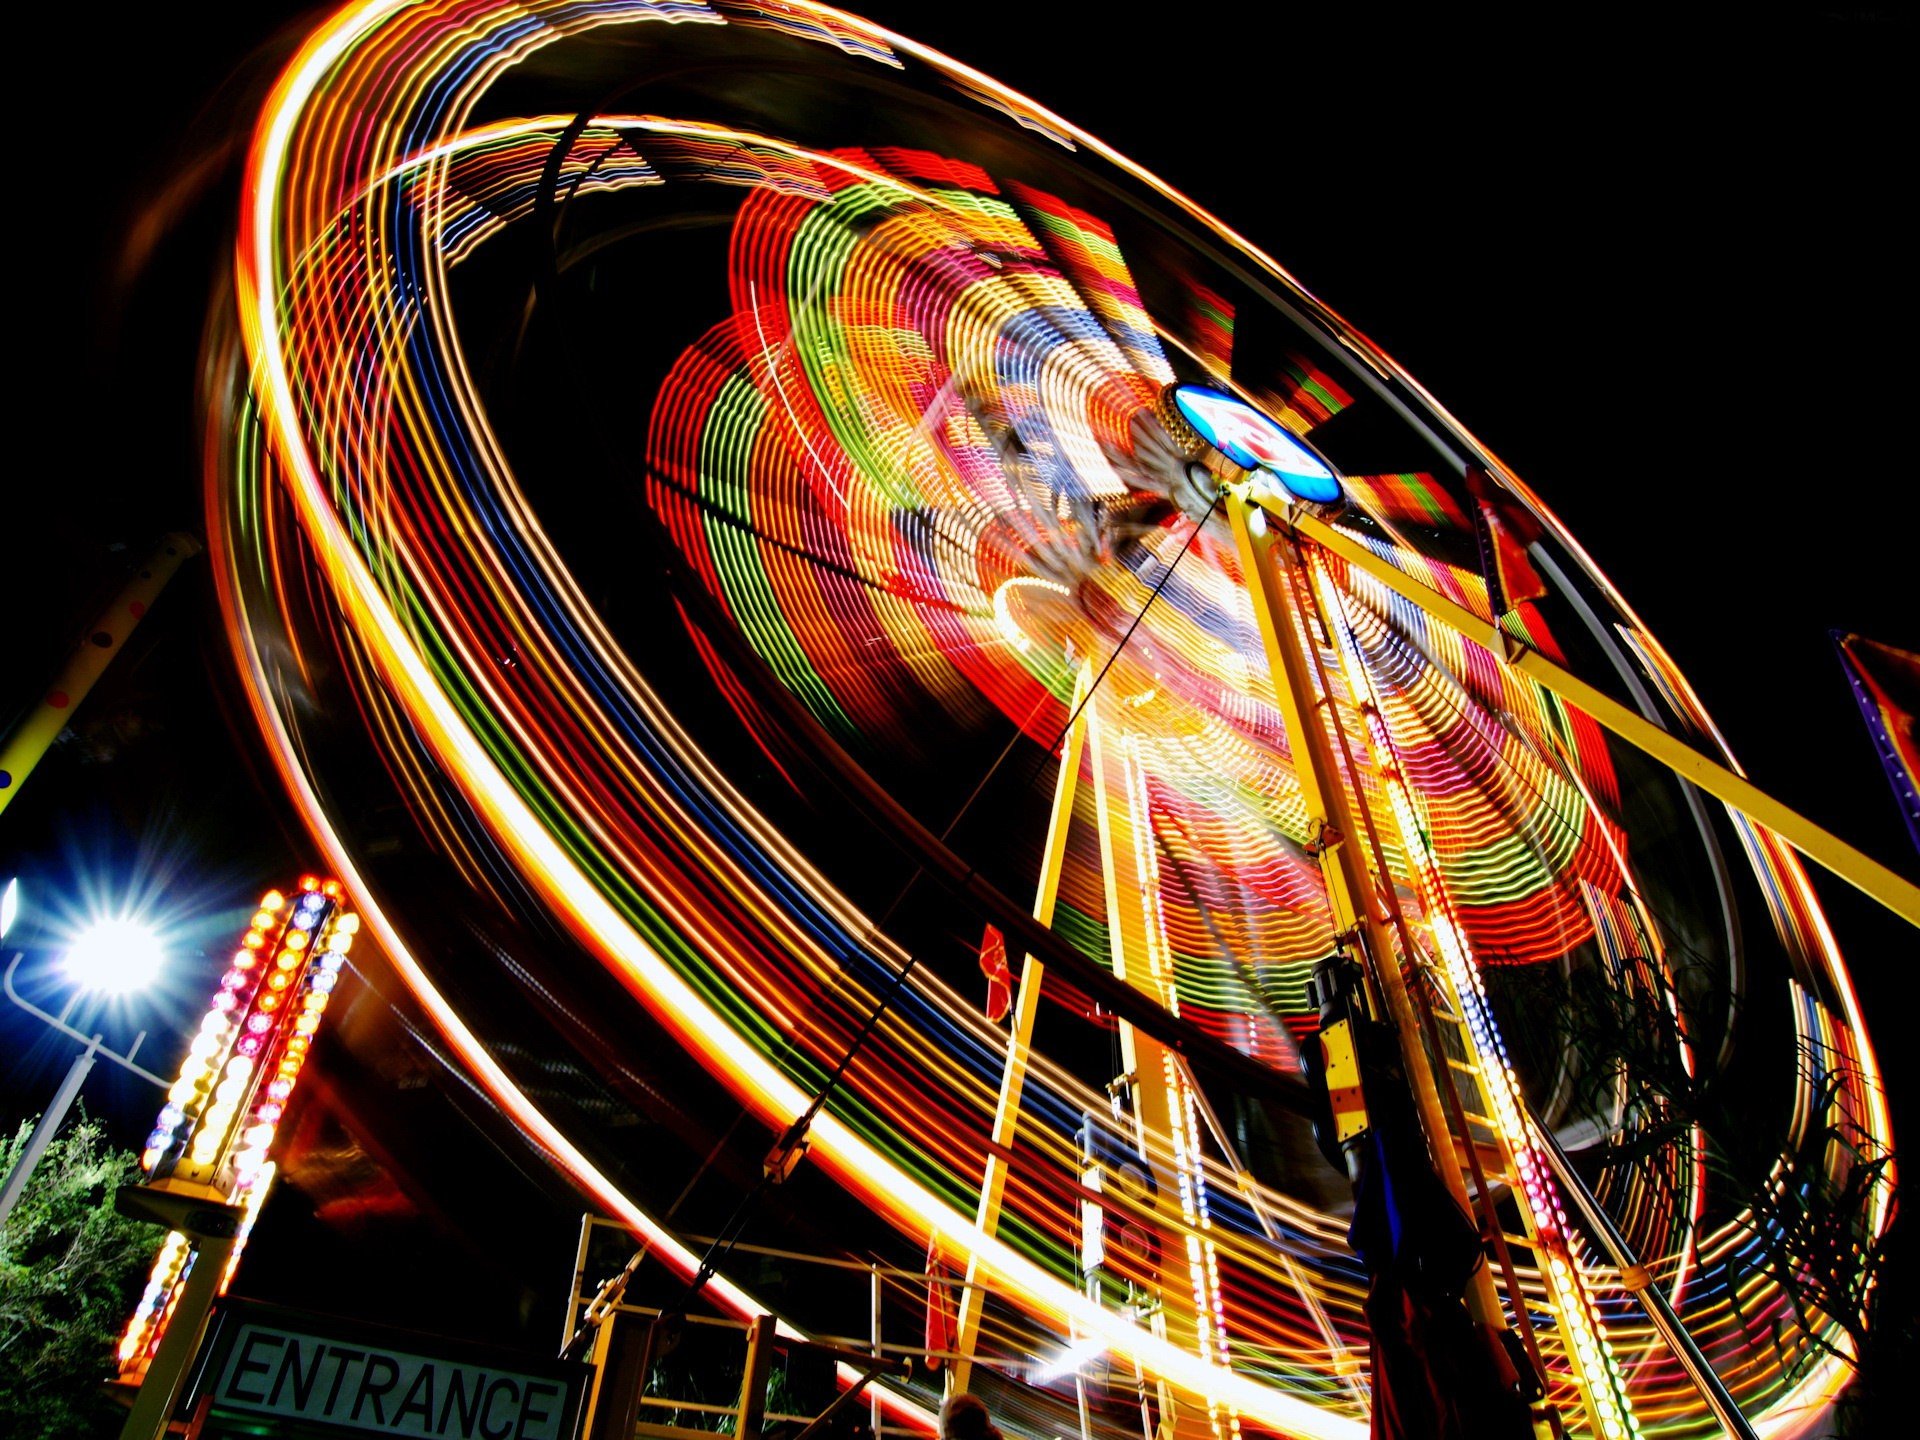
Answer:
xmin=205 ymin=5 xmax=1892 ymax=1438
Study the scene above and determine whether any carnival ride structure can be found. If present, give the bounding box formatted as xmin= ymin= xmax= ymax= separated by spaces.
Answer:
xmin=204 ymin=4 xmax=1904 ymax=1437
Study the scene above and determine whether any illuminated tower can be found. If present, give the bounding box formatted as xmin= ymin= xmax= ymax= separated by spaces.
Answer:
xmin=116 ymin=877 xmax=357 ymax=1383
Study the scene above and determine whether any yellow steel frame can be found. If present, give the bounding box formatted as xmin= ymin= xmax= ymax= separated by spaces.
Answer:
xmin=1083 ymin=679 xmax=1205 ymax=1439
xmin=0 ymin=533 xmax=200 ymax=818
xmin=1227 ymin=493 xmax=1507 ymax=1330
xmin=1300 ymin=546 xmax=1628 ymax=1435
xmin=1248 ymin=489 xmax=1920 ymax=930
xmin=944 ymin=477 xmax=1897 ymax=1429
xmin=950 ymin=667 xmax=1090 ymax=1397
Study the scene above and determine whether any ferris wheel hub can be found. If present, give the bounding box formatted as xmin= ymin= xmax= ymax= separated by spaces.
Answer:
xmin=1159 ymin=383 xmax=1346 ymax=516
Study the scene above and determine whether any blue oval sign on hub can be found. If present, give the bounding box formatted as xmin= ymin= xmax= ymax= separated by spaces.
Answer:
xmin=1169 ymin=384 xmax=1343 ymax=505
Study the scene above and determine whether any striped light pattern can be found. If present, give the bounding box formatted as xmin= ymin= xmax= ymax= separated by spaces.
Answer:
xmin=201 ymin=3 xmax=1890 ymax=1437
xmin=117 ymin=880 xmax=353 ymax=1382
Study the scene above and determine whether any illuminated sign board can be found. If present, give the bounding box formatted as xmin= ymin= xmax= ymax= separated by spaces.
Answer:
xmin=188 ymin=1301 xmax=589 ymax=1440
xmin=1168 ymin=384 xmax=1342 ymax=504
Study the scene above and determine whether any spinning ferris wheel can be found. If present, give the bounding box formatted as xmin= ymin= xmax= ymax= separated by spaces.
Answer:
xmin=207 ymin=4 xmax=1905 ymax=1439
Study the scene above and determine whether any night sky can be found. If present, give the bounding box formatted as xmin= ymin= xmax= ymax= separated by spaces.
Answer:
xmin=4 ymin=0 xmax=1912 ymax=1356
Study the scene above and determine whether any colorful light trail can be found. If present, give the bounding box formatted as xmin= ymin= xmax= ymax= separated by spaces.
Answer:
xmin=202 ymin=4 xmax=1892 ymax=1436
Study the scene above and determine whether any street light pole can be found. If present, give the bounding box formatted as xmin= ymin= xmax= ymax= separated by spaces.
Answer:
xmin=112 ymin=1187 xmax=245 ymax=1440
xmin=0 ymin=1030 xmax=104 ymax=1225
xmin=0 ymin=950 xmax=169 ymax=1226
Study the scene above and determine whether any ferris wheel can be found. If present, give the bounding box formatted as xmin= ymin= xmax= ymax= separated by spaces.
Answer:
xmin=209 ymin=5 xmax=1904 ymax=1439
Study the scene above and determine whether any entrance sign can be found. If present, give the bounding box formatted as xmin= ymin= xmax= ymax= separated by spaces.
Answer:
xmin=188 ymin=1300 xmax=588 ymax=1440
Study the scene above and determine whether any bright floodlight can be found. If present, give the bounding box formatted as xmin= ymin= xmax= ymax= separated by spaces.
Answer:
xmin=63 ymin=918 xmax=166 ymax=995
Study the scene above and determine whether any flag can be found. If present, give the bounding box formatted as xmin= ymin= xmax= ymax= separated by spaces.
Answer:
xmin=1835 ymin=632 xmax=1920 ymax=857
xmin=924 ymin=1234 xmax=955 ymax=1370
xmin=1464 ymin=467 xmax=1547 ymax=615
xmin=979 ymin=924 xmax=1013 ymax=1023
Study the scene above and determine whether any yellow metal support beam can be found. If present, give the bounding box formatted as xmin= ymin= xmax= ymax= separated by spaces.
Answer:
xmin=1251 ymin=490 xmax=1920 ymax=930
xmin=0 ymin=533 xmax=201 ymax=817
xmin=949 ymin=667 xmax=1090 ymax=1397
xmin=1084 ymin=683 xmax=1199 ymax=1440
xmin=1227 ymin=494 xmax=1507 ymax=1331
xmin=1303 ymin=553 xmax=1616 ymax=1433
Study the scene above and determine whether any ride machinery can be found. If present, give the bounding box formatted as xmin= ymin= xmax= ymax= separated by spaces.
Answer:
xmin=204 ymin=4 xmax=1904 ymax=1438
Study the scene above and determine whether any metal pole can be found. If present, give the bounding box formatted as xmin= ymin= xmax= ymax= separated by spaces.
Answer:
xmin=1227 ymin=493 xmax=1506 ymax=1329
xmin=565 ymin=1213 xmax=593 ymax=1351
xmin=0 ymin=1033 xmax=102 ymax=1226
xmin=1084 ymin=678 xmax=1205 ymax=1437
xmin=118 ymin=1229 xmax=239 ymax=1440
xmin=0 ymin=533 xmax=201 ymax=817
xmin=3 ymin=953 xmax=171 ymax=1086
xmin=738 ymin=1313 xmax=776 ymax=1440
xmin=1532 ymin=1123 xmax=1759 ymax=1440
xmin=951 ymin=665 xmax=1090 ymax=1394
xmin=869 ymin=1264 xmax=884 ymax=1439
xmin=1072 ymin=1273 xmax=1098 ymax=1440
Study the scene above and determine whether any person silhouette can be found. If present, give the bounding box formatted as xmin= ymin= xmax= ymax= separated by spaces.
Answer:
xmin=937 ymin=1393 xmax=1002 ymax=1440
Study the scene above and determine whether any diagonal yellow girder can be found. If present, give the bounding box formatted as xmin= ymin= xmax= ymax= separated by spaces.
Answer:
xmin=1245 ymin=488 xmax=1920 ymax=930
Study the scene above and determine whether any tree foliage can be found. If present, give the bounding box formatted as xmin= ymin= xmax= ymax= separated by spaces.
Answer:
xmin=0 ymin=1113 xmax=151 ymax=1439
